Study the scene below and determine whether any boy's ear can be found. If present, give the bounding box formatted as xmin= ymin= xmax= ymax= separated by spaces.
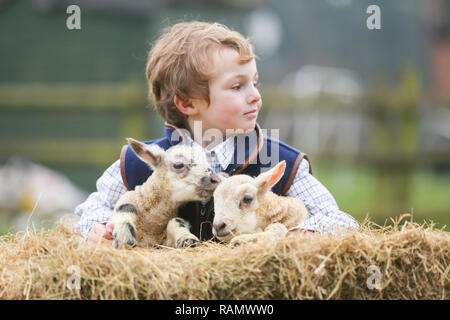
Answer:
xmin=255 ymin=161 xmax=286 ymax=194
xmin=174 ymin=95 xmax=198 ymax=116
xmin=127 ymin=138 xmax=165 ymax=169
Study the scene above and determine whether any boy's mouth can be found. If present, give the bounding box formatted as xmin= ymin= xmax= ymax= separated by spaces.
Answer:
xmin=243 ymin=109 xmax=258 ymax=116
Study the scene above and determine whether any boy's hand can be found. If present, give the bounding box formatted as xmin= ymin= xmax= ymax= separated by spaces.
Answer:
xmin=87 ymin=222 xmax=114 ymax=245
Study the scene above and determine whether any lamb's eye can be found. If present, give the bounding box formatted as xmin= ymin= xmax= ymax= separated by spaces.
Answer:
xmin=243 ymin=196 xmax=253 ymax=204
xmin=239 ymin=196 xmax=253 ymax=208
xmin=172 ymin=162 xmax=185 ymax=171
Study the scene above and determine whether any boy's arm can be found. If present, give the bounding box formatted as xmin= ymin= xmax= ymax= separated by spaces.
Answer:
xmin=74 ymin=159 xmax=127 ymax=241
xmin=285 ymin=159 xmax=359 ymax=235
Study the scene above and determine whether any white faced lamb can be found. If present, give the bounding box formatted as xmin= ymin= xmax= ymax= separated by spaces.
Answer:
xmin=212 ymin=161 xmax=309 ymax=246
xmin=112 ymin=138 xmax=220 ymax=249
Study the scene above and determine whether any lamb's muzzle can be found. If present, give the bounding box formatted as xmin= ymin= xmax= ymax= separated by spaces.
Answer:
xmin=196 ymin=169 xmax=220 ymax=199
xmin=212 ymin=221 xmax=235 ymax=241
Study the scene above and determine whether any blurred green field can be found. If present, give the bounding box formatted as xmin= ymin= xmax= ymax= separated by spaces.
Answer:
xmin=0 ymin=161 xmax=448 ymax=236
xmin=315 ymin=161 xmax=450 ymax=230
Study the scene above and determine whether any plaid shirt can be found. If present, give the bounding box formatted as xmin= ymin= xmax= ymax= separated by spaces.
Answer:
xmin=75 ymin=135 xmax=359 ymax=240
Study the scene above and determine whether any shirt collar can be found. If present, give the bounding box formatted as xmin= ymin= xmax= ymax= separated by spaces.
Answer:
xmin=184 ymin=134 xmax=235 ymax=171
xmin=164 ymin=122 xmax=262 ymax=172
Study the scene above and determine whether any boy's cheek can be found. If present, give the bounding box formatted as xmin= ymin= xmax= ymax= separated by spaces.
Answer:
xmin=225 ymin=103 xmax=245 ymax=116
xmin=214 ymin=105 xmax=241 ymax=122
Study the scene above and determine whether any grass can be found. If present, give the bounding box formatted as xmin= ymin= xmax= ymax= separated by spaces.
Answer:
xmin=315 ymin=162 xmax=450 ymax=230
xmin=0 ymin=216 xmax=448 ymax=300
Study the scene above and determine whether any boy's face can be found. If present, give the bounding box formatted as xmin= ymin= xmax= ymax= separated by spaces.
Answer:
xmin=191 ymin=47 xmax=262 ymax=137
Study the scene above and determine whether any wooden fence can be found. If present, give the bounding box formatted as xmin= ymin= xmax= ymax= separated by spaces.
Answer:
xmin=1 ymin=81 xmax=449 ymax=219
xmin=0 ymin=82 xmax=162 ymax=167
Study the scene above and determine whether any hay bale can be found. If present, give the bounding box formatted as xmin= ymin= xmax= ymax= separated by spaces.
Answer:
xmin=0 ymin=217 xmax=448 ymax=299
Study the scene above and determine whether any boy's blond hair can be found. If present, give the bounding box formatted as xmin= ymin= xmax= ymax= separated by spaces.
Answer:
xmin=146 ymin=21 xmax=255 ymax=127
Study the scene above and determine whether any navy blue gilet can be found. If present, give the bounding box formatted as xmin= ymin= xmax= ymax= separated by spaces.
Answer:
xmin=120 ymin=123 xmax=312 ymax=241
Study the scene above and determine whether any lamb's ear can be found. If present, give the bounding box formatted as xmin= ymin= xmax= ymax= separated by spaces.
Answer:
xmin=255 ymin=161 xmax=286 ymax=194
xmin=127 ymin=138 xmax=165 ymax=169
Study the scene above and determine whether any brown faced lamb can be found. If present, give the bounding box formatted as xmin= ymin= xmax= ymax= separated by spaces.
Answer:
xmin=112 ymin=138 xmax=220 ymax=249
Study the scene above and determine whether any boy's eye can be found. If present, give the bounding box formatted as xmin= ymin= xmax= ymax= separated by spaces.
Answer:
xmin=231 ymin=80 xmax=259 ymax=91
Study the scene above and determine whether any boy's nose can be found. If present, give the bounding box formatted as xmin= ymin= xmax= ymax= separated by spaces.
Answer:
xmin=247 ymin=89 xmax=261 ymax=105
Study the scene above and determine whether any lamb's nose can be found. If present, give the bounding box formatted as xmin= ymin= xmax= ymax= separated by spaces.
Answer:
xmin=201 ymin=175 xmax=220 ymax=187
xmin=210 ymin=176 xmax=220 ymax=185
xmin=214 ymin=222 xmax=227 ymax=233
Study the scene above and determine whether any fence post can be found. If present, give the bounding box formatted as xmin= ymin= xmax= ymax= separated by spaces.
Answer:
xmin=370 ymin=68 xmax=420 ymax=218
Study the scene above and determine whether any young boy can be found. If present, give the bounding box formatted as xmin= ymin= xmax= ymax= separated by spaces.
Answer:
xmin=75 ymin=21 xmax=359 ymax=244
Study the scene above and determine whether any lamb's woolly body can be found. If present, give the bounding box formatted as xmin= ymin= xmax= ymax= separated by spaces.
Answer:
xmin=255 ymin=191 xmax=308 ymax=230
xmin=114 ymin=173 xmax=180 ymax=246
